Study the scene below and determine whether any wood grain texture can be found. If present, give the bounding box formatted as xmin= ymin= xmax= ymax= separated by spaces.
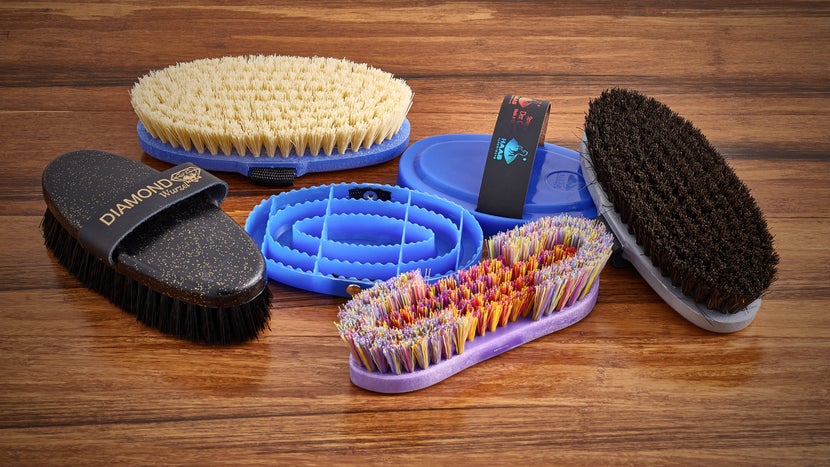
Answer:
xmin=1 ymin=1 xmax=828 ymax=464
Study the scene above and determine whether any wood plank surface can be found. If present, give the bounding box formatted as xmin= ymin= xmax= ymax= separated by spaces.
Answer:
xmin=1 ymin=1 xmax=828 ymax=464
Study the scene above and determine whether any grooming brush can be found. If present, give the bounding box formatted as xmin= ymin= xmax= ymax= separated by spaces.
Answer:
xmin=245 ymin=183 xmax=484 ymax=297
xmin=580 ymin=88 xmax=778 ymax=333
xmin=130 ymin=55 xmax=413 ymax=186
xmin=397 ymin=96 xmax=597 ymax=237
xmin=397 ymin=134 xmax=597 ymax=236
xmin=42 ymin=150 xmax=271 ymax=344
xmin=336 ymin=215 xmax=613 ymax=393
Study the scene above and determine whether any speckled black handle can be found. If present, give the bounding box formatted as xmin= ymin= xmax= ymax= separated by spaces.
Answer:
xmin=77 ymin=162 xmax=227 ymax=265
xmin=42 ymin=150 xmax=267 ymax=308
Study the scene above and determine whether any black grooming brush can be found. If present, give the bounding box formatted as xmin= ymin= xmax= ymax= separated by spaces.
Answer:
xmin=42 ymin=150 xmax=271 ymax=344
xmin=580 ymin=88 xmax=778 ymax=332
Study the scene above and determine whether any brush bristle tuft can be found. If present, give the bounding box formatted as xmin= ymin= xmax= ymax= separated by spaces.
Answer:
xmin=335 ymin=215 xmax=613 ymax=375
xmin=130 ymin=55 xmax=413 ymax=158
xmin=584 ymin=88 xmax=779 ymax=313
xmin=42 ymin=209 xmax=271 ymax=345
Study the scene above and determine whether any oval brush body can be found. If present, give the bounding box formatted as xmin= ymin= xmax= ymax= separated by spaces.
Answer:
xmin=579 ymin=88 xmax=778 ymax=333
xmin=130 ymin=55 xmax=413 ymax=184
xmin=336 ymin=215 xmax=613 ymax=393
xmin=42 ymin=150 xmax=271 ymax=344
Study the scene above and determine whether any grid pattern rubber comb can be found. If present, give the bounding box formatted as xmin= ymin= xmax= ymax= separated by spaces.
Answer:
xmin=245 ymin=183 xmax=484 ymax=297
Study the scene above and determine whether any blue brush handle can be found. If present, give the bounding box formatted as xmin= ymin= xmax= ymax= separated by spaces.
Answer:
xmin=397 ymin=134 xmax=597 ymax=237
xmin=137 ymin=119 xmax=410 ymax=179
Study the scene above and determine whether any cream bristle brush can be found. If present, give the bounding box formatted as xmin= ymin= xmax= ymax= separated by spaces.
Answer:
xmin=335 ymin=215 xmax=614 ymax=393
xmin=130 ymin=55 xmax=413 ymax=185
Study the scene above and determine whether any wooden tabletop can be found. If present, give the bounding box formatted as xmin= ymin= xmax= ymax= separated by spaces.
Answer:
xmin=2 ymin=2 xmax=828 ymax=464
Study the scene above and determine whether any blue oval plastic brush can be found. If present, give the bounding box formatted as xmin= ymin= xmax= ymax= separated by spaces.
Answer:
xmin=336 ymin=215 xmax=613 ymax=393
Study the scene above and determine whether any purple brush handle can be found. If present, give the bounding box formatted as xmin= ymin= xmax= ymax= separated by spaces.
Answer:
xmin=348 ymin=280 xmax=600 ymax=393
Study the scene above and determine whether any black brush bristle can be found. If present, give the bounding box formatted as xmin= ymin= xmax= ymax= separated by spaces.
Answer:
xmin=584 ymin=88 xmax=779 ymax=313
xmin=42 ymin=209 xmax=271 ymax=344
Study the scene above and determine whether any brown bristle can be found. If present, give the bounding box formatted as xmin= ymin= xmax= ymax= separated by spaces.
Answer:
xmin=584 ymin=88 xmax=779 ymax=313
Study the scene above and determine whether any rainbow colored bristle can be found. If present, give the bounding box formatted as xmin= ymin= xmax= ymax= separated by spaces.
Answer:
xmin=335 ymin=215 xmax=613 ymax=384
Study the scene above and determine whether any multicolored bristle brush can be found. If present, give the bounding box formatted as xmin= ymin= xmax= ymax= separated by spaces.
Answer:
xmin=335 ymin=215 xmax=614 ymax=393
xmin=580 ymin=88 xmax=779 ymax=333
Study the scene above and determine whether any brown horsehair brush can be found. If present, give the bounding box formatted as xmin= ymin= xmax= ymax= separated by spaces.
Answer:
xmin=579 ymin=88 xmax=778 ymax=332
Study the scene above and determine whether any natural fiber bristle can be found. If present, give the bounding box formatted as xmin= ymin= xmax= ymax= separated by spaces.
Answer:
xmin=42 ymin=209 xmax=271 ymax=345
xmin=130 ymin=55 xmax=413 ymax=157
xmin=584 ymin=88 xmax=779 ymax=313
xmin=336 ymin=215 xmax=613 ymax=375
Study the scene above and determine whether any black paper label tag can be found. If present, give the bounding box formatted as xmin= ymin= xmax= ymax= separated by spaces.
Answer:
xmin=476 ymin=95 xmax=551 ymax=219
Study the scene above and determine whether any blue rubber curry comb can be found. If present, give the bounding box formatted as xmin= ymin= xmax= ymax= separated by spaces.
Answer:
xmin=244 ymin=183 xmax=484 ymax=297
